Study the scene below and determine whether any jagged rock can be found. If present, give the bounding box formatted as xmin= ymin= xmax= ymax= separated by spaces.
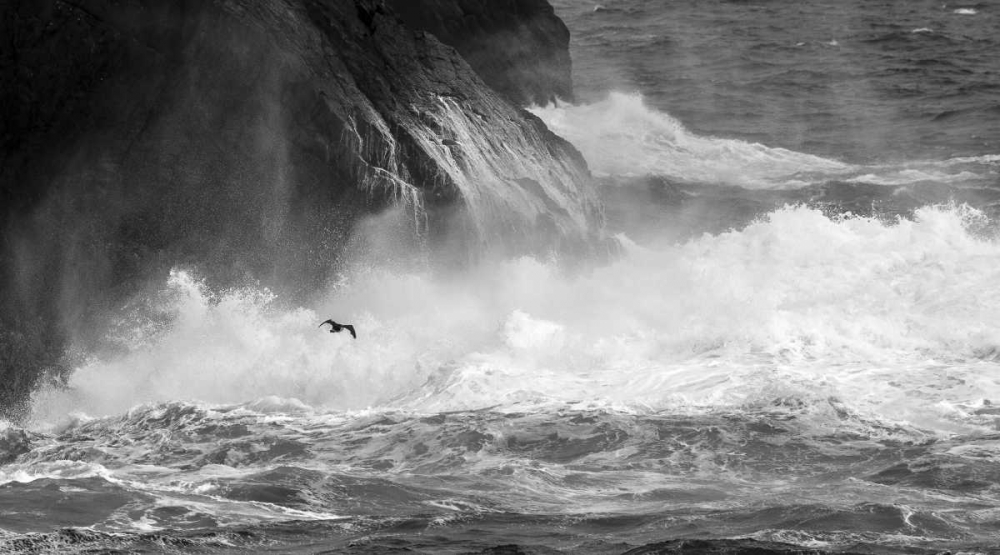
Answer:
xmin=0 ymin=0 xmax=601 ymax=414
xmin=385 ymin=0 xmax=574 ymax=106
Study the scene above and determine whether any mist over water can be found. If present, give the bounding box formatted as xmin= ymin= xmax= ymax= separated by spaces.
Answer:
xmin=531 ymin=92 xmax=1000 ymax=190
xmin=29 ymin=200 xmax=1000 ymax=439
xmin=532 ymin=93 xmax=851 ymax=187
xmin=15 ymin=185 xmax=1000 ymax=551
xmin=7 ymin=1 xmax=1000 ymax=552
xmin=13 ymin=64 xmax=1000 ymax=553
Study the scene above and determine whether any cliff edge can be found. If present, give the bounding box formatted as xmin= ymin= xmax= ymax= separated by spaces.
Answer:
xmin=385 ymin=0 xmax=575 ymax=106
xmin=0 ymin=0 xmax=598 ymax=415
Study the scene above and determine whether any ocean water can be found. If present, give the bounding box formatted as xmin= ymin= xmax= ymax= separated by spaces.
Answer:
xmin=4 ymin=1 xmax=1000 ymax=553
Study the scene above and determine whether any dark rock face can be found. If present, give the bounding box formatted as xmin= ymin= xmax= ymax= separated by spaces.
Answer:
xmin=384 ymin=0 xmax=574 ymax=106
xmin=0 ymin=0 xmax=600 ymax=415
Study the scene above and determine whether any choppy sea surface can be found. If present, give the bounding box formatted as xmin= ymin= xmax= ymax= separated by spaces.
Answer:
xmin=4 ymin=1 xmax=1000 ymax=553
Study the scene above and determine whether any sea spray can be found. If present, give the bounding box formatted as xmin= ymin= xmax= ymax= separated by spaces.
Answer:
xmin=530 ymin=93 xmax=1000 ymax=190
xmin=29 ymin=204 xmax=1000 ymax=436
xmin=530 ymin=92 xmax=851 ymax=187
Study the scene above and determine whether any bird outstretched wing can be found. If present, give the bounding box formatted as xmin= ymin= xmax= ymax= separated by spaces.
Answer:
xmin=319 ymin=319 xmax=336 ymax=328
xmin=344 ymin=324 xmax=357 ymax=339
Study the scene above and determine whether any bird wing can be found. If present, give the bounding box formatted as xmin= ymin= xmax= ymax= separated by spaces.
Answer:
xmin=344 ymin=324 xmax=356 ymax=339
xmin=319 ymin=319 xmax=335 ymax=328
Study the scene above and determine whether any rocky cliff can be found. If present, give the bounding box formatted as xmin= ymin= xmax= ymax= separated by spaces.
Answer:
xmin=0 ymin=0 xmax=600 ymax=416
xmin=385 ymin=0 xmax=574 ymax=106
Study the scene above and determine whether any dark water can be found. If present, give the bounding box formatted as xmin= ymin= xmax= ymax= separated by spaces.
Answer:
xmin=557 ymin=0 xmax=1000 ymax=162
xmin=4 ymin=1 xmax=1000 ymax=554
xmin=543 ymin=0 xmax=1000 ymax=242
xmin=5 ymin=402 xmax=1000 ymax=553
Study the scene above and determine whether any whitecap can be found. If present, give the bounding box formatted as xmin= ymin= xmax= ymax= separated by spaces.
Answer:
xmin=0 ymin=460 xmax=113 ymax=486
xmin=25 ymin=202 xmax=1000 ymax=436
xmin=528 ymin=93 xmax=851 ymax=188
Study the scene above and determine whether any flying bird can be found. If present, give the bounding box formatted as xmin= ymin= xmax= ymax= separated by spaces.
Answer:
xmin=319 ymin=319 xmax=356 ymax=339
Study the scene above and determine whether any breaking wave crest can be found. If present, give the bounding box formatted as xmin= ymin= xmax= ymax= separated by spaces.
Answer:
xmin=530 ymin=93 xmax=1000 ymax=189
xmin=29 ymin=204 xmax=1000 ymax=436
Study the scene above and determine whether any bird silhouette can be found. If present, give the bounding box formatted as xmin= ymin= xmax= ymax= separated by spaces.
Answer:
xmin=319 ymin=319 xmax=356 ymax=339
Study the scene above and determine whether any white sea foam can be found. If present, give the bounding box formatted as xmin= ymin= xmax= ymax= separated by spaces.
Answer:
xmin=28 ymin=205 xmax=1000 ymax=435
xmin=529 ymin=92 xmax=851 ymax=188
xmin=0 ymin=460 xmax=112 ymax=486
xmin=529 ymin=93 xmax=998 ymax=189
xmin=953 ymin=8 xmax=978 ymax=15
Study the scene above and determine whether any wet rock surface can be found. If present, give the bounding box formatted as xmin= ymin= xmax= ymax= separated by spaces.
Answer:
xmin=385 ymin=0 xmax=575 ymax=106
xmin=0 ymin=0 xmax=597 ymax=413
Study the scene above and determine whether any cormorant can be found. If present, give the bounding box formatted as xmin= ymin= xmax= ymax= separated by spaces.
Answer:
xmin=319 ymin=319 xmax=356 ymax=339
